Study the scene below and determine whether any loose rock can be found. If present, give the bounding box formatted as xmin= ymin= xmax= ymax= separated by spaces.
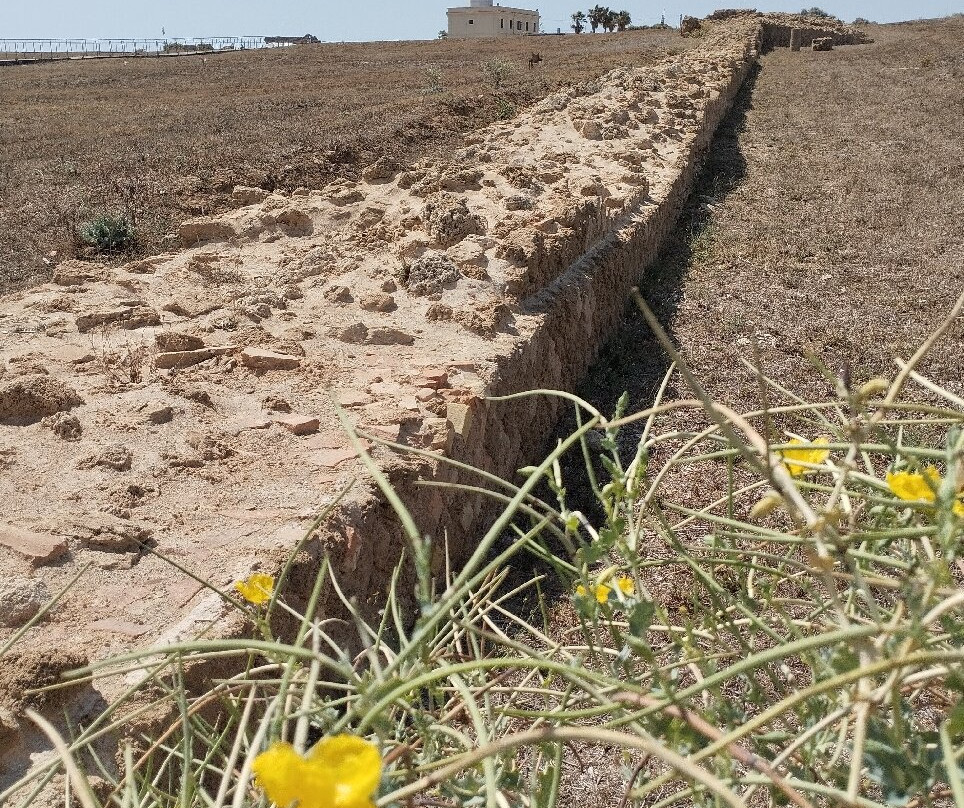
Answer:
xmin=75 ymin=305 xmax=160 ymax=333
xmin=358 ymin=292 xmax=397 ymax=312
xmin=58 ymin=513 xmax=151 ymax=553
xmin=404 ymin=252 xmax=461 ymax=296
xmin=0 ymin=375 xmax=82 ymax=423
xmin=367 ymin=327 xmax=415 ymax=345
xmin=0 ymin=525 xmax=68 ymax=566
xmin=0 ymin=579 xmax=50 ymax=628
xmin=423 ymin=193 xmax=486 ymax=247
xmin=240 ymin=347 xmax=302 ymax=371
xmin=42 ymin=411 xmax=82 ymax=441
xmin=77 ymin=443 xmax=133 ymax=472
xmin=324 ymin=285 xmax=354 ymax=303
xmin=155 ymin=332 xmax=205 ymax=352
xmin=273 ymin=415 xmax=321 ymax=435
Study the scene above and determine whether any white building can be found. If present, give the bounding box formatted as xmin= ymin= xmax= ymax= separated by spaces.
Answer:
xmin=447 ymin=0 xmax=540 ymax=39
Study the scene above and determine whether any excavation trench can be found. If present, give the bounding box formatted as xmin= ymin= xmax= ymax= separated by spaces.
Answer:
xmin=0 ymin=13 xmax=874 ymax=794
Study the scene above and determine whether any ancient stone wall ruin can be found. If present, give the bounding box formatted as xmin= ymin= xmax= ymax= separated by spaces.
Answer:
xmin=0 ymin=13 xmax=871 ymax=788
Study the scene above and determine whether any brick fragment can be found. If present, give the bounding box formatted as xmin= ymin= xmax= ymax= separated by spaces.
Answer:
xmin=240 ymin=347 xmax=301 ymax=371
xmin=273 ymin=415 xmax=320 ymax=435
xmin=0 ymin=525 xmax=68 ymax=566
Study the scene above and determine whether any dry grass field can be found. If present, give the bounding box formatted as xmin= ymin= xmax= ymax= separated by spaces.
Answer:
xmin=0 ymin=30 xmax=689 ymax=292
xmin=543 ymin=19 xmax=964 ymax=800
xmin=578 ymin=17 xmax=964 ymax=429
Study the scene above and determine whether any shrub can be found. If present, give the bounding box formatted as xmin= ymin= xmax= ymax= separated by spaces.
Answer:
xmin=423 ymin=66 xmax=444 ymax=94
xmin=495 ymin=95 xmax=516 ymax=119
xmin=480 ymin=58 xmax=514 ymax=91
xmin=78 ymin=213 xmax=136 ymax=254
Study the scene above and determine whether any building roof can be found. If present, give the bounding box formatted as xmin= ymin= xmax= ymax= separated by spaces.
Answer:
xmin=447 ymin=5 xmax=539 ymax=13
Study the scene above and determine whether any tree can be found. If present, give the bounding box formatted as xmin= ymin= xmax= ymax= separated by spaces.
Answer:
xmin=588 ymin=5 xmax=608 ymax=32
xmin=602 ymin=9 xmax=618 ymax=31
xmin=615 ymin=10 xmax=631 ymax=30
xmin=571 ymin=10 xmax=587 ymax=32
xmin=437 ymin=29 xmax=448 ymax=39
xmin=801 ymin=6 xmax=832 ymax=16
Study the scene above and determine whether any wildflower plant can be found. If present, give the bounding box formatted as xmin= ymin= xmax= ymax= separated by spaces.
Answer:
xmin=78 ymin=212 xmax=136 ymax=254
xmin=2 ymin=292 xmax=963 ymax=808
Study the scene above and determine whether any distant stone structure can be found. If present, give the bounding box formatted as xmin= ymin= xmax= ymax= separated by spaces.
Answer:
xmin=680 ymin=16 xmax=701 ymax=36
xmin=447 ymin=0 xmax=540 ymax=39
xmin=264 ymin=34 xmax=321 ymax=45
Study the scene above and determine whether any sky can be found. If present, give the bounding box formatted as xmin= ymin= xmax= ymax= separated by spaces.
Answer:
xmin=2 ymin=0 xmax=960 ymax=42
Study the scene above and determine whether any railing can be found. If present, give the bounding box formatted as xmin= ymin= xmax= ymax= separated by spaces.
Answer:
xmin=0 ymin=36 xmax=298 ymax=61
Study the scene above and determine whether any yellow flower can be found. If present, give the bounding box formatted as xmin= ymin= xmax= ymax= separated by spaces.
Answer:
xmin=886 ymin=467 xmax=964 ymax=517
xmin=616 ymin=576 xmax=634 ymax=596
xmin=235 ymin=572 xmax=275 ymax=605
xmin=886 ymin=467 xmax=940 ymax=503
xmin=253 ymin=736 xmax=382 ymax=808
xmin=575 ymin=582 xmax=611 ymax=603
xmin=779 ymin=437 xmax=830 ymax=477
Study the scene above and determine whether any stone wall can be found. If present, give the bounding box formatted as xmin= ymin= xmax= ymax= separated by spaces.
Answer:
xmin=0 ymin=14 xmax=873 ymax=788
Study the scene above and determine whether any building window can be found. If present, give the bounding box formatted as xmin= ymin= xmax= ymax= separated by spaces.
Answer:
xmin=501 ymin=18 xmax=504 ymax=28
xmin=533 ymin=22 xmax=538 ymax=32
xmin=468 ymin=18 xmax=473 ymax=23
xmin=526 ymin=21 xmax=529 ymax=30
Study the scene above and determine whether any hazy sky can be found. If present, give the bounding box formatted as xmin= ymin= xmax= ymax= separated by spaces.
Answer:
xmin=2 ymin=1 xmax=960 ymax=42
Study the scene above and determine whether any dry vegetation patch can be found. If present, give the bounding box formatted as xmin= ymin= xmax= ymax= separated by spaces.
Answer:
xmin=542 ymin=20 xmax=964 ymax=800
xmin=0 ymin=30 xmax=690 ymax=292
xmin=573 ymin=17 xmax=964 ymax=443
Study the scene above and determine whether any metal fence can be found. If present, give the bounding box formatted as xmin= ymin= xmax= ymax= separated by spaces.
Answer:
xmin=0 ymin=36 xmax=296 ymax=60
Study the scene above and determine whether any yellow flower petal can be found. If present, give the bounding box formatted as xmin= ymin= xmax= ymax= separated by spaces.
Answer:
xmin=593 ymin=583 xmax=611 ymax=604
xmin=780 ymin=437 xmax=830 ymax=477
xmin=235 ymin=572 xmax=275 ymax=605
xmin=954 ymin=500 xmax=964 ymax=518
xmin=616 ymin=576 xmax=634 ymax=596
xmin=253 ymin=736 xmax=381 ymax=808
xmin=311 ymin=735 xmax=382 ymax=808
xmin=886 ymin=467 xmax=940 ymax=503
xmin=576 ymin=582 xmax=613 ymax=604
xmin=254 ymin=742 xmax=329 ymax=808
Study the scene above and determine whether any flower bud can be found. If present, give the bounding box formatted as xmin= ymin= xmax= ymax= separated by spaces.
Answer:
xmin=750 ymin=491 xmax=783 ymax=521
xmin=857 ymin=377 xmax=890 ymax=401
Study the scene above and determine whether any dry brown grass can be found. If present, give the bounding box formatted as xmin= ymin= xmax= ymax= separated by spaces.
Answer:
xmin=577 ymin=17 xmax=964 ymax=433
xmin=0 ymin=30 xmax=690 ymax=293
xmin=545 ymin=20 xmax=964 ymax=800
xmin=563 ymin=12 xmax=964 ymax=622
